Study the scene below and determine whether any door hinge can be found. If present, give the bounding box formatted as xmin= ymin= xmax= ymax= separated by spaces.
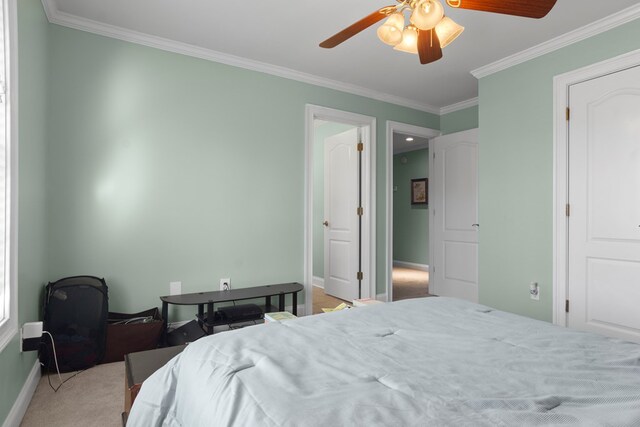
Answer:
xmin=357 ymin=207 xmax=363 ymax=216
xmin=357 ymin=271 xmax=363 ymax=281
xmin=357 ymin=142 xmax=364 ymax=152
xmin=566 ymin=107 xmax=570 ymax=121
xmin=566 ymin=203 xmax=570 ymax=217
xmin=565 ymin=299 xmax=570 ymax=313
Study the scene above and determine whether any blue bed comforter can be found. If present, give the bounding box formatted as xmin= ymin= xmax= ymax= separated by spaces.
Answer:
xmin=128 ymin=297 xmax=640 ymax=426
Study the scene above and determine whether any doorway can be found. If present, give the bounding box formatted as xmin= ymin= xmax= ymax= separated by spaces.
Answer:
xmin=305 ymin=105 xmax=376 ymax=316
xmin=554 ymin=53 xmax=640 ymax=343
xmin=385 ymin=122 xmax=439 ymax=302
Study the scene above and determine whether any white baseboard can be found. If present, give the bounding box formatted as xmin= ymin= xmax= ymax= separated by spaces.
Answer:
xmin=393 ymin=261 xmax=429 ymax=272
xmin=3 ymin=359 xmax=41 ymax=427
xmin=312 ymin=276 xmax=324 ymax=289
xmin=376 ymin=293 xmax=388 ymax=302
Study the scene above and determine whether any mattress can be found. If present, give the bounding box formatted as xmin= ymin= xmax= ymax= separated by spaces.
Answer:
xmin=127 ymin=297 xmax=640 ymax=426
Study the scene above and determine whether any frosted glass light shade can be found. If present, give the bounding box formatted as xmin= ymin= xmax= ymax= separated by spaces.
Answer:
xmin=377 ymin=13 xmax=405 ymax=46
xmin=410 ymin=0 xmax=444 ymax=31
xmin=393 ymin=26 xmax=419 ymax=54
xmin=435 ymin=16 xmax=464 ymax=48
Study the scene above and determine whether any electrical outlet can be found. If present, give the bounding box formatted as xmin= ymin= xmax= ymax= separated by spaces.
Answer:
xmin=220 ymin=278 xmax=231 ymax=291
xmin=21 ymin=321 xmax=43 ymax=352
xmin=169 ymin=281 xmax=182 ymax=296
xmin=529 ymin=282 xmax=540 ymax=301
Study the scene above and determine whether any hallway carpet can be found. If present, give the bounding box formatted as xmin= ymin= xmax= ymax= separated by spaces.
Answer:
xmin=393 ymin=267 xmax=430 ymax=301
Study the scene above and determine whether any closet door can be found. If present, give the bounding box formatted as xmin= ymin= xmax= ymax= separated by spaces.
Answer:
xmin=567 ymin=65 xmax=640 ymax=343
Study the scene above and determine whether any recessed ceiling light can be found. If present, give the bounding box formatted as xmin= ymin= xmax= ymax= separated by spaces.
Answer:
xmin=406 ymin=137 xmax=414 ymax=142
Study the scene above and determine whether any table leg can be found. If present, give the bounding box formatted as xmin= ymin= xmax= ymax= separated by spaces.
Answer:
xmin=207 ymin=302 xmax=214 ymax=335
xmin=198 ymin=304 xmax=204 ymax=325
xmin=279 ymin=293 xmax=285 ymax=311
xmin=292 ymin=292 xmax=297 ymax=316
xmin=161 ymin=301 xmax=169 ymax=346
xmin=266 ymin=296 xmax=272 ymax=312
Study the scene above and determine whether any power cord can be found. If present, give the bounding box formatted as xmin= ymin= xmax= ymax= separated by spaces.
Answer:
xmin=46 ymin=369 xmax=84 ymax=393
xmin=42 ymin=331 xmax=62 ymax=385
xmin=42 ymin=331 xmax=84 ymax=392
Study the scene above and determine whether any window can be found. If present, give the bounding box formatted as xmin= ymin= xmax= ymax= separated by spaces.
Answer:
xmin=0 ymin=0 xmax=16 ymax=353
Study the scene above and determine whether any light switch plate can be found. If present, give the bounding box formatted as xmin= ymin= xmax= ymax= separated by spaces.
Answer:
xmin=170 ymin=281 xmax=182 ymax=295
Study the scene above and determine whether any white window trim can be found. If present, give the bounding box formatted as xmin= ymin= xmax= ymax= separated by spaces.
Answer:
xmin=0 ymin=0 xmax=19 ymax=353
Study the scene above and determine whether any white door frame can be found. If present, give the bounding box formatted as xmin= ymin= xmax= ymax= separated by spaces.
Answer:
xmin=552 ymin=48 xmax=640 ymax=326
xmin=304 ymin=105 xmax=376 ymax=316
xmin=385 ymin=121 xmax=440 ymax=302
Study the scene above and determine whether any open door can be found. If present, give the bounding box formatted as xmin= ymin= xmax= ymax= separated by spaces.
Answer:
xmin=429 ymin=129 xmax=479 ymax=302
xmin=323 ymin=128 xmax=361 ymax=302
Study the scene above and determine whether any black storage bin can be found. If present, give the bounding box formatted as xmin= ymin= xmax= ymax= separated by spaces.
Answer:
xmin=42 ymin=276 xmax=109 ymax=373
xmin=166 ymin=320 xmax=206 ymax=347
xmin=103 ymin=308 xmax=163 ymax=363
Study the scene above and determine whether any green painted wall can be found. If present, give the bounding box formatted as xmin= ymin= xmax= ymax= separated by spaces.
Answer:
xmin=0 ymin=0 xmax=50 ymax=423
xmin=393 ymin=149 xmax=429 ymax=265
xmin=312 ymin=122 xmax=355 ymax=280
xmin=440 ymin=105 xmax=479 ymax=135
xmin=45 ymin=24 xmax=439 ymax=316
xmin=478 ymin=19 xmax=640 ymax=322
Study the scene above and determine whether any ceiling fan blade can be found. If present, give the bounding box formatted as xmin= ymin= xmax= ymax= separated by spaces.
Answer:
xmin=319 ymin=6 xmax=396 ymax=48
xmin=447 ymin=0 xmax=557 ymax=19
xmin=417 ymin=29 xmax=443 ymax=65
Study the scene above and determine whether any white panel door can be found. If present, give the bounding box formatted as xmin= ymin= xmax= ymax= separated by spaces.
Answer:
xmin=430 ymin=129 xmax=479 ymax=302
xmin=324 ymin=128 xmax=359 ymax=302
xmin=568 ymin=65 xmax=640 ymax=343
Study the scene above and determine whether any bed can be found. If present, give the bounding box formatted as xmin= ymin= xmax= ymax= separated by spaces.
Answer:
xmin=127 ymin=297 xmax=640 ymax=426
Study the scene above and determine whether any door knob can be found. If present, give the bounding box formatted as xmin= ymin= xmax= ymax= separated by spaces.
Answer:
xmin=472 ymin=224 xmax=479 ymax=228
xmin=323 ymin=221 xmax=329 ymax=227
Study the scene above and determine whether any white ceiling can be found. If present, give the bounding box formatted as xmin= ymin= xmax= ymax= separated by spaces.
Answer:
xmin=46 ymin=0 xmax=640 ymax=112
xmin=393 ymin=132 xmax=429 ymax=154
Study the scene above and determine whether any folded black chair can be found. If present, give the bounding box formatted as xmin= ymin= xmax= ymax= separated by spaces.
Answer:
xmin=41 ymin=276 xmax=109 ymax=372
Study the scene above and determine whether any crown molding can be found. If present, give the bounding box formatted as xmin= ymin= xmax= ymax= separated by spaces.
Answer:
xmin=472 ymin=4 xmax=640 ymax=79
xmin=440 ymin=97 xmax=478 ymax=115
xmin=41 ymin=0 xmax=441 ymax=115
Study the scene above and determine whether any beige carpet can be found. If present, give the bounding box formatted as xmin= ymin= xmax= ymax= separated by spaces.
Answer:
xmin=312 ymin=285 xmax=349 ymax=314
xmin=21 ymin=362 xmax=124 ymax=427
xmin=313 ymin=268 xmax=430 ymax=309
xmin=393 ymin=267 xmax=431 ymax=301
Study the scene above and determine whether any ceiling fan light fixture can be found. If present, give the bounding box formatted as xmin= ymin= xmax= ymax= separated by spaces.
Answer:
xmin=377 ymin=12 xmax=405 ymax=46
xmin=393 ymin=26 xmax=419 ymax=54
xmin=410 ymin=0 xmax=444 ymax=31
xmin=435 ymin=16 xmax=464 ymax=48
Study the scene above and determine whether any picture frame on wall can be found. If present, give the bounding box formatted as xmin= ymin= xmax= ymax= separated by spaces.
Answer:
xmin=411 ymin=178 xmax=428 ymax=205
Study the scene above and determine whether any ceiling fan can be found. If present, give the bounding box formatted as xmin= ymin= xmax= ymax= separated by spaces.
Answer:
xmin=319 ymin=0 xmax=558 ymax=65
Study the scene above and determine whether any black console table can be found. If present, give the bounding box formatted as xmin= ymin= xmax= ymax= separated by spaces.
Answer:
xmin=160 ymin=282 xmax=304 ymax=337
